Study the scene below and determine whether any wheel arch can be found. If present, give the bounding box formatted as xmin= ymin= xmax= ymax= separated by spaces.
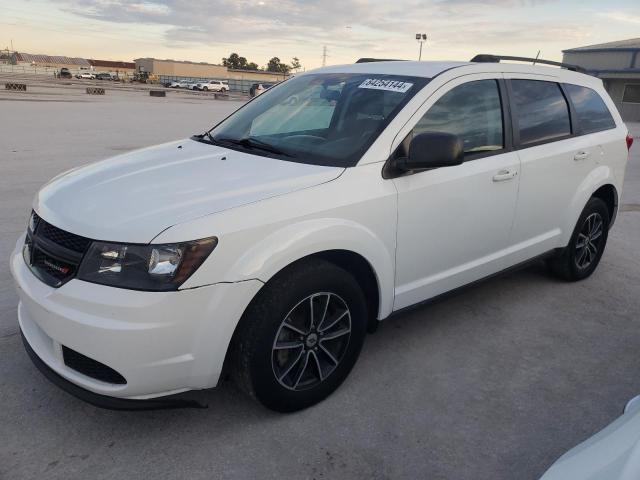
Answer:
xmin=219 ymin=248 xmax=385 ymax=385
xmin=591 ymin=183 xmax=618 ymax=228
xmin=563 ymin=167 xmax=618 ymax=244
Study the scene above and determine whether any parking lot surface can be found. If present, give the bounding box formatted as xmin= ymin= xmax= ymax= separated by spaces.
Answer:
xmin=1 ymin=88 xmax=639 ymax=480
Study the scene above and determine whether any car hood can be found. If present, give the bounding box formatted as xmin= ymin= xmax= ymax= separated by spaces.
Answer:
xmin=34 ymin=139 xmax=344 ymax=243
xmin=540 ymin=405 xmax=640 ymax=480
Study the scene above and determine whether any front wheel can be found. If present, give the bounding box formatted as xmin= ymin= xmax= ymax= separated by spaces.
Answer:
xmin=547 ymin=197 xmax=610 ymax=281
xmin=231 ymin=259 xmax=368 ymax=412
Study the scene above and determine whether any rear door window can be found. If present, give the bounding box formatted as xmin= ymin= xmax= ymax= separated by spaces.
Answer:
xmin=511 ymin=80 xmax=571 ymax=145
xmin=564 ymin=84 xmax=616 ymax=134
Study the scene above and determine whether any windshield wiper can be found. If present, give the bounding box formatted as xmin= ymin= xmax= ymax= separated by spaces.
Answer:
xmin=216 ymin=136 xmax=293 ymax=157
xmin=192 ymin=131 xmax=217 ymax=145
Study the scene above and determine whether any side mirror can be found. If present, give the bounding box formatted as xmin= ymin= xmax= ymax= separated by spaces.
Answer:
xmin=396 ymin=132 xmax=464 ymax=172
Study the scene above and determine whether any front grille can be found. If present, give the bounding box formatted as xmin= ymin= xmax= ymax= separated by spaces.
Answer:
xmin=25 ymin=211 xmax=91 ymax=288
xmin=62 ymin=346 xmax=127 ymax=384
xmin=39 ymin=220 xmax=91 ymax=253
xmin=31 ymin=248 xmax=77 ymax=281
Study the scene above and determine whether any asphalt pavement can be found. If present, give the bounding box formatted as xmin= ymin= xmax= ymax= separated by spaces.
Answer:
xmin=1 ymin=88 xmax=639 ymax=480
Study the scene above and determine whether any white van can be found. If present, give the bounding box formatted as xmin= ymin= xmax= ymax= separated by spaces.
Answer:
xmin=11 ymin=56 xmax=632 ymax=412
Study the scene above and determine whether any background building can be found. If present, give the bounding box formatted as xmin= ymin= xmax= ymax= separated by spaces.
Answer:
xmin=4 ymin=52 xmax=135 ymax=77
xmin=88 ymin=59 xmax=135 ymax=76
xmin=563 ymin=38 xmax=640 ymax=122
xmin=12 ymin=52 xmax=91 ymax=71
xmin=134 ymin=58 xmax=288 ymax=92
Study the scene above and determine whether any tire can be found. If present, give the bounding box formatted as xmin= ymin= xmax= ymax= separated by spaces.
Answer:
xmin=231 ymin=259 xmax=368 ymax=412
xmin=220 ymin=88 xmax=226 ymax=93
xmin=203 ymin=86 xmax=208 ymax=91
xmin=547 ymin=197 xmax=610 ymax=281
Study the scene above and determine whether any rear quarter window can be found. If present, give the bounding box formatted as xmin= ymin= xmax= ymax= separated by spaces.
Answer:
xmin=564 ymin=84 xmax=616 ymax=134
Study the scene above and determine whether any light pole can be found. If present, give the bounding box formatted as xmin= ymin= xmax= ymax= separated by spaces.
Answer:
xmin=416 ymin=33 xmax=427 ymax=61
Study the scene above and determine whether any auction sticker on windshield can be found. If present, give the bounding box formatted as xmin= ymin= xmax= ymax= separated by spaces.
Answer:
xmin=358 ymin=78 xmax=413 ymax=93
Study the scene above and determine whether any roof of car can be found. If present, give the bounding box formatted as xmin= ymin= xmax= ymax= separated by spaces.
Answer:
xmin=303 ymin=60 xmax=599 ymax=86
xmin=310 ymin=61 xmax=469 ymax=78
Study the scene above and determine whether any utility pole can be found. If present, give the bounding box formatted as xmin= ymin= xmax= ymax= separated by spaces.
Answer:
xmin=415 ymin=33 xmax=427 ymax=61
xmin=322 ymin=46 xmax=328 ymax=67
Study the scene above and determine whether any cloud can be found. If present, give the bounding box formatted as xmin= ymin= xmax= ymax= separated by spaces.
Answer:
xmin=598 ymin=11 xmax=640 ymax=25
xmin=49 ymin=0 xmax=591 ymax=62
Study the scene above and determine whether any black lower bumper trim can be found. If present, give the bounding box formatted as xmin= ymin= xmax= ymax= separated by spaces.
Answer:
xmin=21 ymin=330 xmax=207 ymax=411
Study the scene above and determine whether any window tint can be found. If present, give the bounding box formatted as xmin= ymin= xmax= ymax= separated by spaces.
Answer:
xmin=512 ymin=80 xmax=570 ymax=145
xmin=565 ymin=84 xmax=615 ymax=134
xmin=210 ymin=73 xmax=429 ymax=167
xmin=622 ymin=84 xmax=640 ymax=104
xmin=250 ymin=82 xmax=342 ymax=135
xmin=414 ymin=80 xmax=503 ymax=154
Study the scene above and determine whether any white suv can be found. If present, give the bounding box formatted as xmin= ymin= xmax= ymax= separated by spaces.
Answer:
xmin=196 ymin=80 xmax=228 ymax=92
xmin=11 ymin=57 xmax=632 ymax=412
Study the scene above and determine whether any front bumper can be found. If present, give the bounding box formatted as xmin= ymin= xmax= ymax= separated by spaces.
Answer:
xmin=20 ymin=330 xmax=205 ymax=410
xmin=10 ymin=238 xmax=263 ymax=401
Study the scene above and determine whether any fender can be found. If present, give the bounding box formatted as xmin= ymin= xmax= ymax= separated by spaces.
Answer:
xmin=561 ymin=165 xmax=616 ymax=245
xmin=222 ymin=218 xmax=395 ymax=319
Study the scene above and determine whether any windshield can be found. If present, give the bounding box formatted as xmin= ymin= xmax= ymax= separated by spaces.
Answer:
xmin=205 ymin=73 xmax=429 ymax=167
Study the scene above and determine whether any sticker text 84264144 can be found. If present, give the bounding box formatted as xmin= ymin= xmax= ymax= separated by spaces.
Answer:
xmin=358 ymin=78 xmax=414 ymax=93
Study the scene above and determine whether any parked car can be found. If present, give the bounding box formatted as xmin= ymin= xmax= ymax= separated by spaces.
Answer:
xmin=540 ymin=395 xmax=640 ymax=479
xmin=76 ymin=72 xmax=96 ymax=80
xmin=196 ymin=80 xmax=228 ymax=92
xmin=11 ymin=56 xmax=632 ymax=413
xmin=58 ymin=68 xmax=72 ymax=79
xmin=95 ymin=73 xmax=113 ymax=80
xmin=168 ymin=80 xmax=191 ymax=88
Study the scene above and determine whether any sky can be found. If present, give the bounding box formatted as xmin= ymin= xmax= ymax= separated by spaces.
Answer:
xmin=1 ymin=0 xmax=640 ymax=70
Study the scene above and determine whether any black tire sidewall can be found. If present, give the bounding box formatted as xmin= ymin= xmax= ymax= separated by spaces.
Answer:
xmin=566 ymin=197 xmax=610 ymax=280
xmin=244 ymin=261 xmax=368 ymax=412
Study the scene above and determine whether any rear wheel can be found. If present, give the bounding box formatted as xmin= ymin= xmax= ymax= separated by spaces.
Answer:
xmin=547 ymin=197 xmax=610 ymax=281
xmin=203 ymin=86 xmax=208 ymax=91
xmin=231 ymin=259 xmax=368 ymax=412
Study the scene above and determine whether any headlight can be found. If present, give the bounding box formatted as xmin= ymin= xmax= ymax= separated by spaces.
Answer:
xmin=77 ymin=237 xmax=217 ymax=291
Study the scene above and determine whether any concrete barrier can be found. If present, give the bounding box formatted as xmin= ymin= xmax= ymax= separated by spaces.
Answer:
xmin=5 ymin=83 xmax=27 ymax=91
xmin=149 ymin=90 xmax=166 ymax=97
xmin=86 ymin=87 xmax=105 ymax=95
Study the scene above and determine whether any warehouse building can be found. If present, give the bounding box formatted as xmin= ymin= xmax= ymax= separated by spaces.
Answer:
xmin=563 ymin=38 xmax=640 ymax=121
xmin=134 ymin=58 xmax=288 ymax=92
xmin=88 ymin=59 xmax=135 ymax=76
xmin=8 ymin=52 xmax=135 ymax=77
xmin=12 ymin=52 xmax=91 ymax=71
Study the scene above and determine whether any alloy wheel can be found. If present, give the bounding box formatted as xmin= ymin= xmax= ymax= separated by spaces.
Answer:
xmin=271 ymin=292 xmax=351 ymax=391
xmin=575 ymin=212 xmax=604 ymax=269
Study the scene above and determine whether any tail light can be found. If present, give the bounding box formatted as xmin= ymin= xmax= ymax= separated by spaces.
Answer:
xmin=626 ymin=133 xmax=634 ymax=151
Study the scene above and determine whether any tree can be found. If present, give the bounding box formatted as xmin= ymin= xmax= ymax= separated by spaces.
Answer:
xmin=222 ymin=53 xmax=249 ymax=70
xmin=290 ymin=57 xmax=302 ymax=72
xmin=267 ymin=57 xmax=291 ymax=75
xmin=222 ymin=53 xmax=262 ymax=71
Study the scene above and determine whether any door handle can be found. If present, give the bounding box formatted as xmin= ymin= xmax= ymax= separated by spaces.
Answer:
xmin=492 ymin=169 xmax=518 ymax=182
xmin=574 ymin=151 xmax=590 ymax=161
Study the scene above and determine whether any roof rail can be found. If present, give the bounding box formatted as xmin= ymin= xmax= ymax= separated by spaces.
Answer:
xmin=355 ymin=58 xmax=406 ymax=63
xmin=470 ymin=54 xmax=586 ymax=73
